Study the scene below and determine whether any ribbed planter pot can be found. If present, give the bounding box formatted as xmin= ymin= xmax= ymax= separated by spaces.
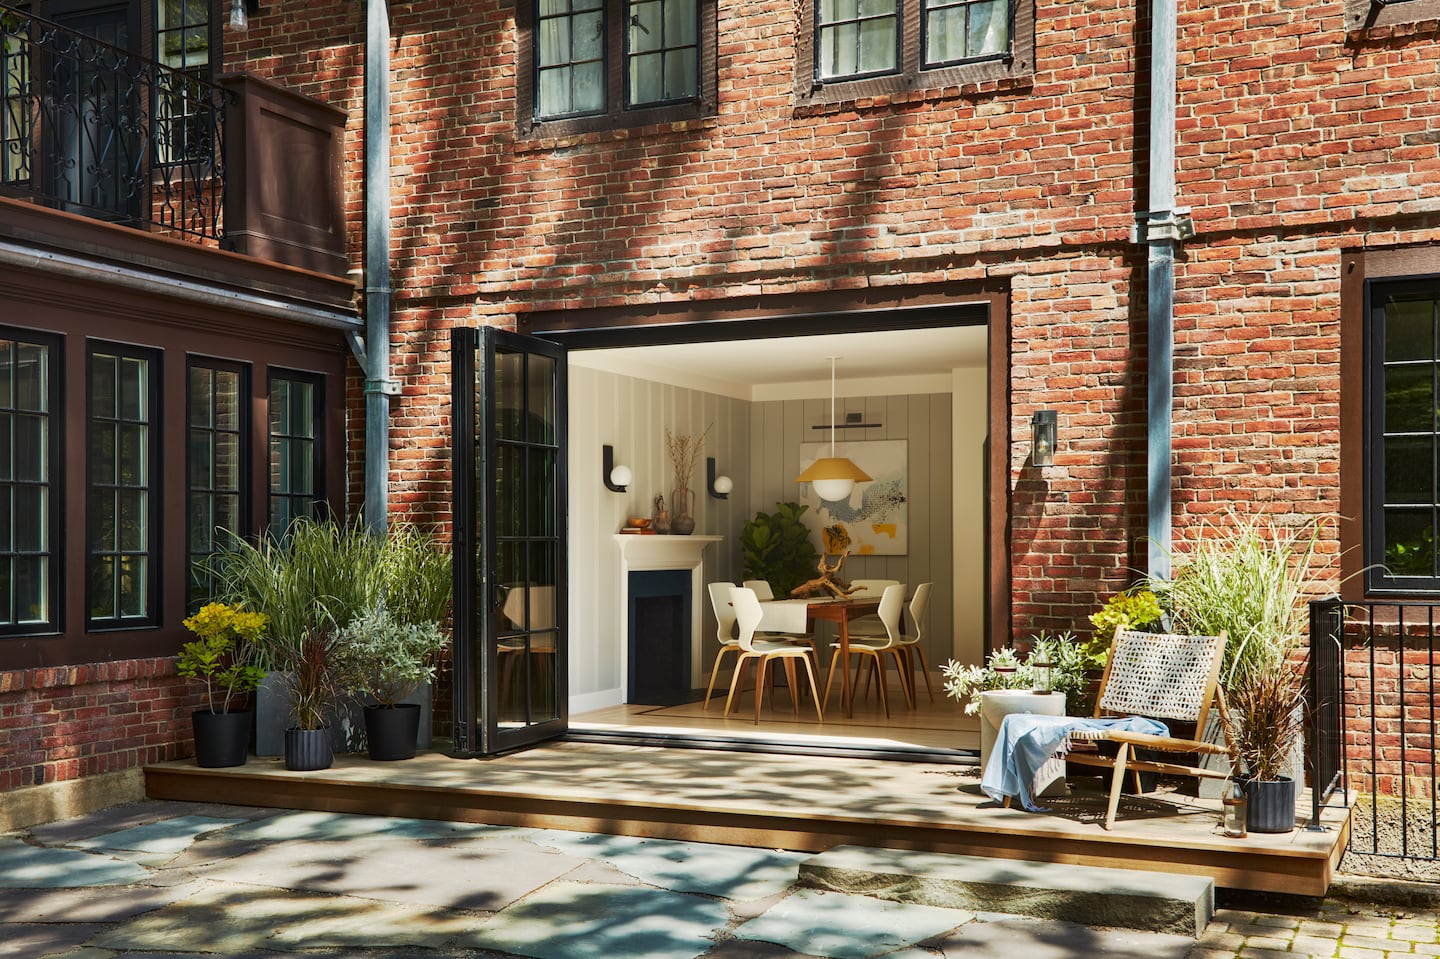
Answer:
xmin=192 ymin=710 xmax=252 ymax=768
xmin=1245 ymin=776 xmax=1297 ymax=833
xmin=363 ymin=704 xmax=420 ymax=761
xmin=284 ymin=727 xmax=334 ymax=771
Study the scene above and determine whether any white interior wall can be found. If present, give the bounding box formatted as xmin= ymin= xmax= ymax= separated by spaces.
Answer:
xmin=566 ymin=364 xmax=749 ymax=711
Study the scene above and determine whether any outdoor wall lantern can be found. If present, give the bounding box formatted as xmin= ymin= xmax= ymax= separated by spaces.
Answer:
xmin=603 ymin=445 xmax=631 ymax=493
xmin=228 ymin=0 xmax=259 ymax=31
xmin=1031 ymin=410 xmax=1057 ymax=468
xmin=707 ymin=458 xmax=733 ymax=499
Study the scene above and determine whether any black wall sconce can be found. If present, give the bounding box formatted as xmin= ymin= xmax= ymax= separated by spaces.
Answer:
xmin=707 ymin=457 xmax=733 ymax=499
xmin=1031 ymin=410 xmax=1057 ymax=467
xmin=603 ymin=445 xmax=631 ymax=492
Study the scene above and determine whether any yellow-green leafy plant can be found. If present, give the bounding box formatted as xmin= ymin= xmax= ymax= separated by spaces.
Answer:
xmin=1085 ymin=588 xmax=1164 ymax=670
xmin=177 ymin=602 xmax=268 ymax=714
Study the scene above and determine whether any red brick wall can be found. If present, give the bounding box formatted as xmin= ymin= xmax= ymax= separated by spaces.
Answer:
xmin=229 ymin=0 xmax=1432 ymax=639
xmin=0 ymin=660 xmax=201 ymax=793
xmin=1344 ymin=639 xmax=1440 ymax=800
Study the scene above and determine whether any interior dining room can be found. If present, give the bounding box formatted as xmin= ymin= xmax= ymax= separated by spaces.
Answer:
xmin=560 ymin=325 xmax=989 ymax=756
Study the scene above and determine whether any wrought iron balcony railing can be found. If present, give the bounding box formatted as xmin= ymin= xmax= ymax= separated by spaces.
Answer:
xmin=1 ymin=3 xmax=228 ymax=242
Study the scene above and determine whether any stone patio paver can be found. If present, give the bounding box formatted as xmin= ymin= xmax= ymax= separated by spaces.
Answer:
xmin=529 ymin=829 xmax=807 ymax=901
xmin=459 ymin=881 xmax=731 ymax=959
xmin=66 ymin=815 xmax=247 ymax=855
xmin=733 ymin=887 xmax=973 ymax=959
xmin=0 ymin=837 xmax=150 ymax=888
xmin=191 ymin=832 xmax=584 ymax=912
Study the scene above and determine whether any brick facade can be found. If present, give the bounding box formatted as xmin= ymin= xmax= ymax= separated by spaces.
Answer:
xmin=0 ymin=660 xmax=201 ymax=794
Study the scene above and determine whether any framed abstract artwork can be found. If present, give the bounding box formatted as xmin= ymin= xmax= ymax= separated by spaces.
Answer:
xmin=797 ymin=439 xmax=908 ymax=556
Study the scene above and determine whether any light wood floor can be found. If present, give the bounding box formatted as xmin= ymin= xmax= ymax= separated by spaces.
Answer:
xmin=572 ymin=673 xmax=979 ymax=753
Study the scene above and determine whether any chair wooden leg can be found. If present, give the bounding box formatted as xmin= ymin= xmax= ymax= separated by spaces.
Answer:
xmin=723 ymin=653 xmax=754 ymax=718
xmin=703 ymin=646 xmax=737 ymax=710
xmin=754 ymin=656 xmax=770 ymax=724
xmin=1105 ymin=743 xmax=1130 ymax=831
xmin=800 ymin=655 xmax=825 ymax=722
xmin=782 ymin=657 xmax=800 ymax=716
xmin=871 ymin=651 xmax=890 ymax=718
xmin=822 ymin=649 xmax=842 ymax=710
xmin=889 ymin=649 xmax=914 ymax=709
xmin=912 ymin=644 xmax=935 ymax=702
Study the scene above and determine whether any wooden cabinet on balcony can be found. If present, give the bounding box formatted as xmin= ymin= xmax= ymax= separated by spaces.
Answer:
xmin=221 ymin=72 xmax=349 ymax=277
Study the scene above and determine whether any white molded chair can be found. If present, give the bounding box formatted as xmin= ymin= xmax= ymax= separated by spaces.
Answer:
xmin=823 ymin=583 xmax=912 ymax=717
xmin=724 ymin=587 xmax=824 ymax=723
xmin=848 ymin=578 xmax=900 ymax=598
xmin=742 ymin=579 xmax=775 ymax=600
xmin=898 ymin=583 xmax=935 ymax=702
xmin=703 ymin=582 xmax=742 ymax=709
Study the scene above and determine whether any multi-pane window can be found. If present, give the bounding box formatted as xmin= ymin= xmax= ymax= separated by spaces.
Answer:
xmin=155 ymin=0 xmax=213 ymax=165
xmin=188 ymin=359 xmax=246 ymax=610
xmin=268 ymin=371 xmax=322 ymax=533
xmin=817 ymin=0 xmax=898 ymax=81
xmin=923 ymin=0 xmax=1009 ymax=67
xmin=536 ymin=0 xmax=605 ymax=119
xmin=802 ymin=0 xmax=1025 ymax=100
xmin=1367 ymin=281 xmax=1440 ymax=591
xmin=627 ymin=0 xmax=698 ymax=106
xmin=1 ymin=327 xmax=59 ymax=635
xmin=87 ymin=343 xmax=160 ymax=629
xmin=526 ymin=0 xmax=711 ymax=129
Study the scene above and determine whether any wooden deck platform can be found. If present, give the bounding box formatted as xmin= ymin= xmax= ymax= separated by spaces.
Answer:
xmin=144 ymin=736 xmax=1351 ymax=897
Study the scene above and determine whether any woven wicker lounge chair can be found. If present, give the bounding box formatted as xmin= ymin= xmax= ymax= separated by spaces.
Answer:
xmin=1059 ymin=627 xmax=1235 ymax=829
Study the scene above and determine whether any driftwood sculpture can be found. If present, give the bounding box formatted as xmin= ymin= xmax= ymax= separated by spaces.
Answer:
xmin=790 ymin=550 xmax=862 ymax=599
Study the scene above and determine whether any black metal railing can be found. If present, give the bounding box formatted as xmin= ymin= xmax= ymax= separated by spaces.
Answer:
xmin=1313 ymin=598 xmax=1440 ymax=862
xmin=1 ymin=3 xmax=227 ymax=242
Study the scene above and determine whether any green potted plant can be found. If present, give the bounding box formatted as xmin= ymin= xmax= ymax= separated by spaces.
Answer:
xmin=741 ymin=502 xmax=821 ymax=598
xmin=210 ymin=516 xmax=450 ymax=756
xmin=177 ymin=602 xmax=268 ymax=768
xmin=334 ymin=608 xmax=448 ymax=761
xmin=939 ymin=632 xmax=1088 ymax=716
xmin=1151 ymin=512 xmax=1330 ymax=831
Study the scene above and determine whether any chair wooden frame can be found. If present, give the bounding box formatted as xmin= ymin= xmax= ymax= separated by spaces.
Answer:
xmin=822 ymin=583 xmax=912 ymax=717
xmin=725 ymin=587 xmax=824 ymax=724
xmin=1057 ymin=627 xmax=1236 ymax=830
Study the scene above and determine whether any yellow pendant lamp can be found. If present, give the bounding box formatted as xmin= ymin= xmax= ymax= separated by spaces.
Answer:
xmin=796 ymin=357 xmax=872 ymax=502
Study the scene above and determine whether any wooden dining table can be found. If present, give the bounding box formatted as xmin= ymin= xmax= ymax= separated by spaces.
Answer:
xmin=757 ymin=596 xmax=883 ymax=718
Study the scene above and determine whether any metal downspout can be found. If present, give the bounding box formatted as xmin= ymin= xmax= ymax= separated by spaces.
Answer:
xmin=363 ymin=0 xmax=396 ymax=535
xmin=1146 ymin=0 xmax=1182 ymax=579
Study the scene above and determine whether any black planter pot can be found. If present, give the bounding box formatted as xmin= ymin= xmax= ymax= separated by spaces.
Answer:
xmin=192 ymin=710 xmax=252 ymax=768
xmin=284 ymin=727 xmax=334 ymax=771
xmin=1245 ymin=776 xmax=1297 ymax=833
xmin=363 ymin=703 xmax=420 ymax=761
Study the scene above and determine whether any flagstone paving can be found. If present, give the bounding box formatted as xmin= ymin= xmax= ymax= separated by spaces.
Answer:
xmin=0 ymin=800 xmax=1436 ymax=958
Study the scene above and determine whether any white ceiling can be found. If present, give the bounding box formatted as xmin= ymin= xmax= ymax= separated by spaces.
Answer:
xmin=570 ymin=325 xmax=987 ymax=401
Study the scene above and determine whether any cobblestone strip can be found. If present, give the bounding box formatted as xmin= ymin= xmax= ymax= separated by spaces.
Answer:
xmin=1189 ymin=902 xmax=1440 ymax=959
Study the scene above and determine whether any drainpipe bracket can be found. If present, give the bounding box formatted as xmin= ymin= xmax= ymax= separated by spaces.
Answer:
xmin=365 ymin=378 xmax=402 ymax=397
xmin=1135 ymin=209 xmax=1195 ymax=244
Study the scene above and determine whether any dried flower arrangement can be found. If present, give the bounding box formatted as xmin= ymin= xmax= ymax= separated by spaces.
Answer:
xmin=664 ymin=424 xmax=712 ymax=491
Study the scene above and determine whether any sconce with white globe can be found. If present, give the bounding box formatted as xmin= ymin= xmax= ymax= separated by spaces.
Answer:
xmin=707 ymin=458 xmax=733 ymax=499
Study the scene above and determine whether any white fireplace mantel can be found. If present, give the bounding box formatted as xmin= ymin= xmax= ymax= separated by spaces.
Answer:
xmin=615 ymin=535 xmax=723 ymax=700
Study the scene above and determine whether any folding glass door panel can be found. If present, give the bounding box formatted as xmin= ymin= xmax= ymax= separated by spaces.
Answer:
xmin=452 ymin=327 xmax=568 ymax=756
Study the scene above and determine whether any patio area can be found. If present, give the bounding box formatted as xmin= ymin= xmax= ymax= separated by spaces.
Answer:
xmin=143 ymin=737 xmax=1352 ymax=897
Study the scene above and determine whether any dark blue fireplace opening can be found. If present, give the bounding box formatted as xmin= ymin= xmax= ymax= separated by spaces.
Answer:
xmin=628 ymin=569 xmax=696 ymax=706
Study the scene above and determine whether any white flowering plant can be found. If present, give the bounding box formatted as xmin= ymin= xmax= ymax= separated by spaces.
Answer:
xmin=940 ymin=631 xmax=1090 ymax=716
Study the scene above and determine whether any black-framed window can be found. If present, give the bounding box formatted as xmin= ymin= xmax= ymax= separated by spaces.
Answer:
xmin=268 ymin=369 xmax=323 ymax=534
xmin=1367 ymin=279 xmax=1440 ymax=593
xmin=187 ymin=357 xmax=247 ymax=610
xmin=87 ymin=342 xmax=161 ymax=629
xmin=1 ymin=326 xmax=61 ymax=636
xmin=154 ymin=0 xmax=216 ymax=166
xmin=799 ymin=0 xmax=1029 ymax=103
xmin=519 ymin=0 xmax=714 ymax=134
